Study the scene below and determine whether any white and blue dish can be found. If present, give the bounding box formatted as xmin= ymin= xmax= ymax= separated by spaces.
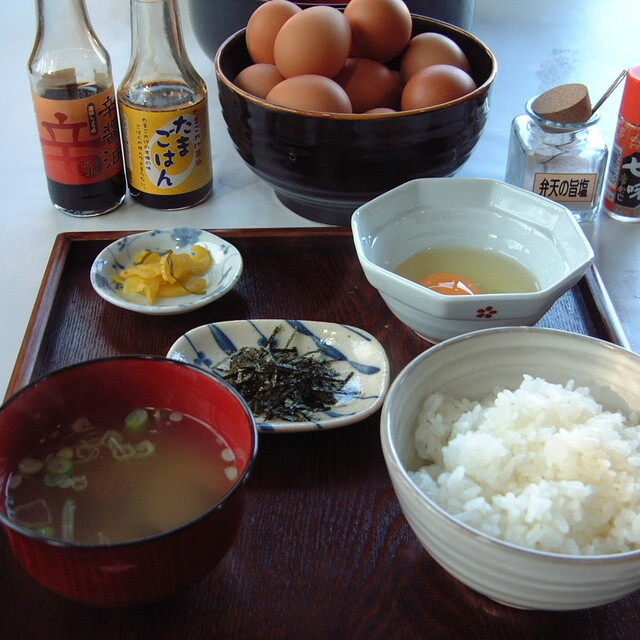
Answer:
xmin=167 ymin=319 xmax=391 ymax=432
xmin=90 ymin=228 xmax=243 ymax=315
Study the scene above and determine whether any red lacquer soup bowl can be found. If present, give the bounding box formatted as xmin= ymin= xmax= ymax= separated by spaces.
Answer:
xmin=0 ymin=356 xmax=258 ymax=606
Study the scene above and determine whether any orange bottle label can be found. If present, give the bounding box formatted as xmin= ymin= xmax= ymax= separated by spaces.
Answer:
xmin=603 ymin=118 xmax=640 ymax=217
xmin=119 ymin=100 xmax=212 ymax=196
xmin=32 ymin=86 xmax=123 ymax=185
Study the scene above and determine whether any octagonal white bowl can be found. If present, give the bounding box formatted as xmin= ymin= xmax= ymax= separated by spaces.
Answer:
xmin=381 ymin=326 xmax=640 ymax=610
xmin=351 ymin=178 xmax=594 ymax=343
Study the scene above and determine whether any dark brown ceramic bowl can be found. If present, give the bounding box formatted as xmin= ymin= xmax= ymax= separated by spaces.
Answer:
xmin=214 ymin=15 xmax=496 ymax=225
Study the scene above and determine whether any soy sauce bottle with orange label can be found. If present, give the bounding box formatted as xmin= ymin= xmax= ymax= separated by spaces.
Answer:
xmin=28 ymin=0 xmax=126 ymax=216
xmin=118 ymin=0 xmax=213 ymax=210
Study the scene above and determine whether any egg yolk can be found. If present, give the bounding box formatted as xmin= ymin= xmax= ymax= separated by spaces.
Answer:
xmin=418 ymin=272 xmax=482 ymax=295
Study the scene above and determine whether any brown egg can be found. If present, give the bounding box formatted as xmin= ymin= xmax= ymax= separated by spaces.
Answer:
xmin=234 ymin=64 xmax=285 ymax=99
xmin=266 ymin=75 xmax=353 ymax=113
xmin=246 ymin=0 xmax=302 ymax=65
xmin=365 ymin=107 xmax=398 ymax=114
xmin=401 ymin=64 xmax=477 ymax=110
xmin=400 ymin=32 xmax=472 ymax=83
xmin=273 ymin=6 xmax=352 ymax=79
xmin=334 ymin=58 xmax=402 ymax=113
xmin=344 ymin=0 xmax=412 ymax=63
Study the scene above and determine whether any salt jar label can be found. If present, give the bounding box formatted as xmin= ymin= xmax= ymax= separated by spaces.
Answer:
xmin=32 ymin=86 xmax=123 ymax=185
xmin=119 ymin=100 xmax=212 ymax=196
xmin=532 ymin=172 xmax=598 ymax=205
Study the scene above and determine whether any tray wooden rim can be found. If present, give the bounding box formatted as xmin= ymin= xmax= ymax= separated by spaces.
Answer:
xmin=6 ymin=227 xmax=628 ymax=401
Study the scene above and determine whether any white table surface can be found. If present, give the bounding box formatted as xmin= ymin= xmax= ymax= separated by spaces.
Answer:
xmin=1 ymin=0 xmax=638 ymax=399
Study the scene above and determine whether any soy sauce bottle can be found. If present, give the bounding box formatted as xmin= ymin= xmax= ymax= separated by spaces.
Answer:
xmin=28 ymin=0 xmax=126 ymax=216
xmin=118 ymin=0 xmax=213 ymax=210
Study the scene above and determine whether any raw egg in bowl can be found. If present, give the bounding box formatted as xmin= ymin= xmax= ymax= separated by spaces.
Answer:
xmin=351 ymin=177 xmax=594 ymax=343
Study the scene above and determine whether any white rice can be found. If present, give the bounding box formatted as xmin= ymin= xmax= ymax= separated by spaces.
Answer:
xmin=409 ymin=375 xmax=640 ymax=555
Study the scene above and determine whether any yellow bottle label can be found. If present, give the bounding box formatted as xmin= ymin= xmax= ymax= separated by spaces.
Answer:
xmin=119 ymin=100 xmax=212 ymax=196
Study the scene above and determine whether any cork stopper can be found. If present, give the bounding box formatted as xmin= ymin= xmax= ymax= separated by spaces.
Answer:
xmin=531 ymin=83 xmax=592 ymax=124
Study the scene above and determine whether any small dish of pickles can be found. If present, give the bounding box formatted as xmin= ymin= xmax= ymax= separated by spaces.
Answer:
xmin=90 ymin=228 xmax=243 ymax=315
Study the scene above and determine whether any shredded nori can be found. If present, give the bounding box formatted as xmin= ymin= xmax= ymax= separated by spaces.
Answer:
xmin=211 ymin=326 xmax=353 ymax=421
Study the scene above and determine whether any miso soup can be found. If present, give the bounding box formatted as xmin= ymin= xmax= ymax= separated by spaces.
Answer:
xmin=4 ymin=407 xmax=239 ymax=544
xmin=395 ymin=247 xmax=539 ymax=295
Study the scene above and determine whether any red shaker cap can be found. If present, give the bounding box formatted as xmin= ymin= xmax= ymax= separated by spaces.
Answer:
xmin=620 ymin=65 xmax=640 ymax=124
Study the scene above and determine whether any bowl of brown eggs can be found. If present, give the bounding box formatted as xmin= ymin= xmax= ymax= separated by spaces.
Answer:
xmin=214 ymin=0 xmax=496 ymax=225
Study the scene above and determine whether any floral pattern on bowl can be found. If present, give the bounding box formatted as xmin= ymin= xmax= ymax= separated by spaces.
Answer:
xmin=90 ymin=228 xmax=243 ymax=315
xmin=167 ymin=319 xmax=391 ymax=432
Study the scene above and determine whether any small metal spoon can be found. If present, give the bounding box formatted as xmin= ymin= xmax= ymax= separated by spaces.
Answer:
xmin=591 ymin=69 xmax=627 ymax=115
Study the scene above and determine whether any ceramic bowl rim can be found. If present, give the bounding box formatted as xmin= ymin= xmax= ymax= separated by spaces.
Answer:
xmin=351 ymin=177 xmax=594 ymax=305
xmin=382 ymin=326 xmax=640 ymax=564
xmin=0 ymin=355 xmax=259 ymax=550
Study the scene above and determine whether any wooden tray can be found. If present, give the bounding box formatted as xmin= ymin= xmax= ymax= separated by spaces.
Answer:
xmin=1 ymin=228 xmax=636 ymax=640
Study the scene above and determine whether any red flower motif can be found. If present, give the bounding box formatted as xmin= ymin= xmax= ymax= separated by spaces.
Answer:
xmin=476 ymin=306 xmax=497 ymax=319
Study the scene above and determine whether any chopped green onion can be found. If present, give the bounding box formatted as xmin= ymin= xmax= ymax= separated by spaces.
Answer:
xmin=45 ymin=456 xmax=73 ymax=476
xmin=71 ymin=417 xmax=92 ymax=432
xmin=44 ymin=473 xmax=67 ymax=488
xmin=124 ymin=408 xmax=150 ymax=434
xmin=100 ymin=430 xmax=123 ymax=446
xmin=108 ymin=437 xmax=135 ymax=460
xmin=134 ymin=440 xmax=156 ymax=458
xmin=57 ymin=447 xmax=74 ymax=460
xmin=34 ymin=525 xmax=56 ymax=538
xmin=224 ymin=466 xmax=239 ymax=481
xmin=74 ymin=443 xmax=100 ymax=464
xmin=61 ymin=498 xmax=76 ymax=542
xmin=71 ymin=475 xmax=88 ymax=491
xmin=18 ymin=457 xmax=44 ymax=475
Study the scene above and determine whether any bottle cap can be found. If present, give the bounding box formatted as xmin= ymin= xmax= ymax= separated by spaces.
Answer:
xmin=531 ymin=83 xmax=592 ymax=124
xmin=620 ymin=66 xmax=640 ymax=123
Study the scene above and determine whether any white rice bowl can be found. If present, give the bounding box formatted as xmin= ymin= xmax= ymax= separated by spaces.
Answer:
xmin=381 ymin=327 xmax=640 ymax=610
xmin=409 ymin=375 xmax=640 ymax=556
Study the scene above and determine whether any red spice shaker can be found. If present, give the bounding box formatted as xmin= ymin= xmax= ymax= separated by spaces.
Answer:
xmin=603 ymin=66 xmax=640 ymax=221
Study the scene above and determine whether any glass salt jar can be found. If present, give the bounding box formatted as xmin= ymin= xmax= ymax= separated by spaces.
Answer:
xmin=505 ymin=97 xmax=608 ymax=224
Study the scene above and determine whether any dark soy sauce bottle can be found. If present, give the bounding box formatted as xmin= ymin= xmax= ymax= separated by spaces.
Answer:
xmin=28 ymin=0 xmax=126 ymax=217
xmin=118 ymin=0 xmax=212 ymax=210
